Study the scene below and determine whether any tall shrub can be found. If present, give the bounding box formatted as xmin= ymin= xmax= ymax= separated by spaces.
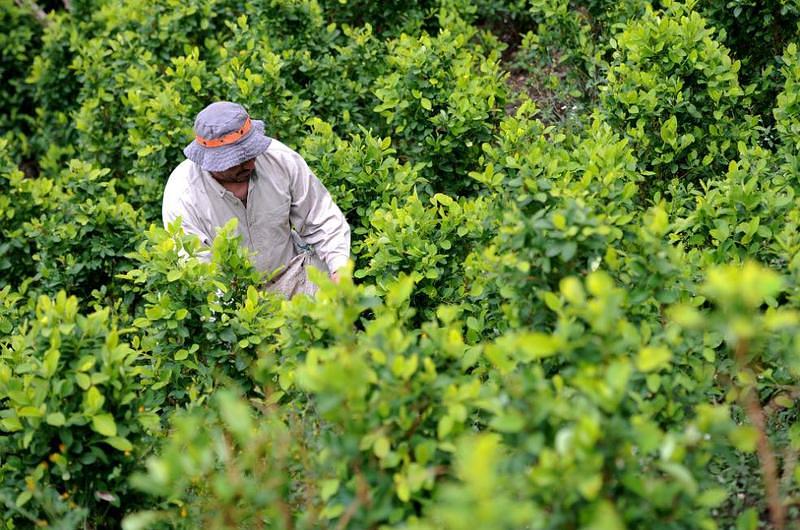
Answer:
xmin=602 ymin=2 xmax=757 ymax=183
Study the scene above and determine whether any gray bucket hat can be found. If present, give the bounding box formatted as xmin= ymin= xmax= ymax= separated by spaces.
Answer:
xmin=184 ymin=101 xmax=272 ymax=172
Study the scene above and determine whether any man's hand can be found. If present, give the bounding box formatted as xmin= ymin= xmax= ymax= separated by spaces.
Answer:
xmin=330 ymin=271 xmax=341 ymax=284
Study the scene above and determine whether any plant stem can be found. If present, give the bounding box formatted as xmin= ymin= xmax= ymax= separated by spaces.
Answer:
xmin=734 ymin=339 xmax=786 ymax=530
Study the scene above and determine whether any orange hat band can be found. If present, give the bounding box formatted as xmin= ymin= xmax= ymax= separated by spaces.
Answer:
xmin=195 ymin=116 xmax=252 ymax=148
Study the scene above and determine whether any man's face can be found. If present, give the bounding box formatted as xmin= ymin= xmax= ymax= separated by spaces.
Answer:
xmin=210 ymin=158 xmax=256 ymax=183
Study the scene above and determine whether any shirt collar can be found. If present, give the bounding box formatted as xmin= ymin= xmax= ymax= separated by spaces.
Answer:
xmin=200 ymin=167 xmax=259 ymax=198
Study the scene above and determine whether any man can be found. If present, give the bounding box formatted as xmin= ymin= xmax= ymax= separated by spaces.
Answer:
xmin=162 ymin=101 xmax=350 ymax=288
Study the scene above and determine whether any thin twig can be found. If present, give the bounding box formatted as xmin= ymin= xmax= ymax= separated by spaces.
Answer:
xmin=275 ymin=482 xmax=294 ymax=530
xmin=335 ymin=463 xmax=370 ymax=530
xmin=735 ymin=339 xmax=786 ymax=530
xmin=403 ymin=402 xmax=429 ymax=440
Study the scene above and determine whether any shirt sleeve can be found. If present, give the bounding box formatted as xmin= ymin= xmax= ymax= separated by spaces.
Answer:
xmin=286 ymin=152 xmax=351 ymax=273
xmin=162 ymin=189 xmax=213 ymax=262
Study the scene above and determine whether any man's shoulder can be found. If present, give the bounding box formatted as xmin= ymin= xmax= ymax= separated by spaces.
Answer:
xmin=166 ymin=159 xmax=202 ymax=188
xmin=164 ymin=160 xmax=203 ymax=205
xmin=168 ymin=159 xmax=202 ymax=182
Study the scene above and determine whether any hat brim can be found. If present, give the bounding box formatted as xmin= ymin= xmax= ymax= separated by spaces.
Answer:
xmin=183 ymin=119 xmax=272 ymax=172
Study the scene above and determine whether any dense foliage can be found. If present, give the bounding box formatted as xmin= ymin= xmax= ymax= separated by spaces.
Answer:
xmin=2 ymin=0 xmax=800 ymax=528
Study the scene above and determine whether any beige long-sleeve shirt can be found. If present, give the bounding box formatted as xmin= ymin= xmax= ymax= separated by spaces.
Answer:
xmin=162 ymin=139 xmax=350 ymax=275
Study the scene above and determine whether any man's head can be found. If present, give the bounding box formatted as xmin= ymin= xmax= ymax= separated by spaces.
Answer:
xmin=183 ymin=101 xmax=271 ymax=173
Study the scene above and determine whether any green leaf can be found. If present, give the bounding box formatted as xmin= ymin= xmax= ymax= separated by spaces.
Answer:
xmin=75 ymin=372 xmax=92 ymax=390
xmin=18 ymin=406 xmax=43 ymax=418
xmin=543 ymin=291 xmax=561 ymax=311
xmin=85 ymin=386 xmax=105 ymax=413
xmin=105 ymin=436 xmax=133 ymax=452
xmin=122 ymin=511 xmax=161 ymax=530
xmin=560 ymin=277 xmax=585 ymax=305
xmin=436 ymin=305 xmax=461 ymax=324
xmin=15 ymin=490 xmax=32 ymax=508
xmin=516 ymin=332 xmax=561 ymax=360
xmin=0 ymin=416 xmax=23 ymax=432
xmin=374 ymin=436 xmax=390 ymax=458
xmin=489 ymin=411 xmax=525 ymax=433
xmin=552 ymin=212 xmax=567 ymax=230
xmin=586 ymin=271 xmax=614 ymax=297
xmin=386 ymin=274 xmax=416 ymax=308
xmin=438 ymin=415 xmax=454 ymax=439
xmin=667 ymin=304 xmax=703 ymax=328
xmin=46 ymin=412 xmax=66 ymax=426
xmin=320 ymin=479 xmax=340 ymax=502
xmin=636 ymin=346 xmax=672 ymax=372
xmin=660 ymin=115 xmax=678 ymax=146
xmin=659 ymin=462 xmax=698 ymax=496
xmin=729 ymin=425 xmax=759 ymax=452
xmin=77 ymin=356 xmax=96 ymax=371
xmin=696 ymin=487 xmax=727 ymax=507
xmin=646 ymin=373 xmax=661 ymax=392
xmin=414 ymin=440 xmax=437 ymax=465
xmin=736 ymin=508 xmax=758 ymax=530
xmin=578 ymin=474 xmax=603 ymax=500
xmin=395 ymin=475 xmax=411 ymax=502
xmin=92 ymin=413 xmax=118 ymax=437
xmin=218 ymin=391 xmax=252 ymax=442
xmin=43 ymin=348 xmax=60 ymax=377
xmin=582 ymin=500 xmax=624 ymax=530
xmin=137 ymin=412 xmax=161 ymax=432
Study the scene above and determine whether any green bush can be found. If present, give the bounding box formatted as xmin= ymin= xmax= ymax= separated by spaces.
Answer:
xmin=316 ymin=0 xmax=433 ymax=35
xmin=299 ymin=118 xmax=427 ymax=235
xmin=126 ymin=263 xmax=793 ymax=529
xmin=355 ymin=192 xmax=493 ymax=319
xmin=465 ymin=109 xmax=643 ymax=333
xmin=24 ymin=11 xmax=81 ymax=161
xmin=128 ymin=273 xmax=489 ymax=528
xmin=601 ymin=2 xmax=758 ymax=183
xmin=0 ymin=292 xmax=159 ymax=527
xmin=373 ymin=17 xmax=508 ymax=194
xmin=0 ymin=154 xmax=144 ymax=303
xmin=699 ymin=0 xmax=800 ymax=120
xmin=668 ymin=261 xmax=800 ymax=522
xmin=125 ymin=389 xmax=313 ymax=530
xmin=0 ymin=0 xmax=41 ymax=139
xmin=408 ymin=272 xmax=730 ymax=530
xmin=775 ymin=42 xmax=800 ymax=175
xmin=119 ymin=220 xmax=283 ymax=407
xmin=518 ymin=0 xmax=598 ymax=78
xmin=290 ymin=23 xmax=388 ymax=135
xmin=670 ymin=144 xmax=795 ymax=267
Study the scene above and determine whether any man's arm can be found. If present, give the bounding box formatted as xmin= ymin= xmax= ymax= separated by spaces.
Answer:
xmin=286 ymin=153 xmax=351 ymax=275
xmin=162 ymin=188 xmax=214 ymax=261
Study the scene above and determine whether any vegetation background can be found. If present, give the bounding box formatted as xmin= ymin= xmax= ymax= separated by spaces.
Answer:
xmin=2 ymin=0 xmax=800 ymax=528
